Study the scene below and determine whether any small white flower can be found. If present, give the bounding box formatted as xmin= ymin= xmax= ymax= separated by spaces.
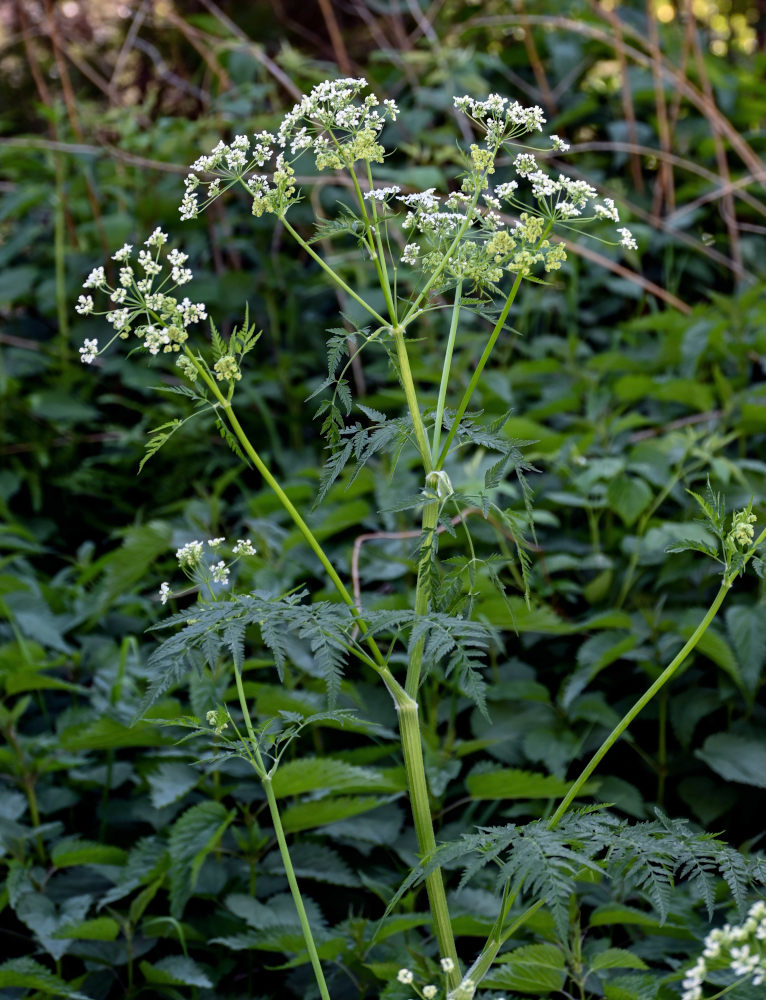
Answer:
xmin=75 ymin=294 xmax=94 ymax=315
xmin=423 ymin=987 xmax=437 ymax=999
xmin=112 ymin=243 xmax=133 ymax=262
xmin=618 ymin=227 xmax=638 ymax=250
xmin=397 ymin=969 xmax=414 ymax=984
xmin=211 ymin=560 xmax=230 ymax=584
xmin=144 ymin=227 xmax=168 ymax=248
xmin=79 ymin=338 xmax=98 ymax=364
xmin=401 ymin=244 xmax=419 ymax=266
xmin=207 ymin=537 xmax=225 ymax=548
xmin=159 ymin=582 xmax=170 ymax=604
xmin=550 ymin=133 xmax=570 ymax=151
xmin=83 ymin=266 xmax=106 ymax=289
xmin=440 ymin=957 xmax=454 ymax=973
xmin=176 ymin=540 xmax=203 ymax=569
xmin=233 ymin=538 xmax=256 ymax=556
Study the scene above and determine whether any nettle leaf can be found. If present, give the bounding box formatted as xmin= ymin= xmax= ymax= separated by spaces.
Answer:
xmin=466 ymin=767 xmax=579 ymax=800
xmin=280 ymin=795 xmax=397 ymax=835
xmin=589 ymin=948 xmax=649 ymax=972
xmin=140 ymin=956 xmax=212 ymax=989
xmin=168 ymin=800 xmax=234 ymax=917
xmin=725 ymin=604 xmax=766 ymax=694
xmin=147 ymin=762 xmax=200 ymax=809
xmin=0 ymin=957 xmax=94 ymax=999
xmin=51 ymin=838 xmax=127 ymax=868
xmin=607 ymin=474 xmax=653 ymax=527
xmin=262 ymin=842 xmax=357 ymax=887
xmin=696 ymin=732 xmax=766 ymax=789
xmin=99 ymin=836 xmax=168 ymax=907
xmin=272 ymin=757 xmax=403 ymax=797
xmin=485 ymin=942 xmax=566 ymax=995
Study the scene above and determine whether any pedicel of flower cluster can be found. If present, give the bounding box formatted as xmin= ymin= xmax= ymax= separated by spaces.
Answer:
xmin=76 ymin=228 xmax=207 ymax=365
xmin=158 ymin=537 xmax=256 ymax=605
xmin=680 ymin=900 xmax=766 ymax=1000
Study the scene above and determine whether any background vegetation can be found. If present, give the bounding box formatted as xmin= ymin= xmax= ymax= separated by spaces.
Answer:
xmin=1 ymin=1 xmax=765 ymax=998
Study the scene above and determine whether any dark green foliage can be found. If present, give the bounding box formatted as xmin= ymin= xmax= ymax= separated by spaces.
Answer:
xmin=3 ymin=2 xmax=766 ymax=998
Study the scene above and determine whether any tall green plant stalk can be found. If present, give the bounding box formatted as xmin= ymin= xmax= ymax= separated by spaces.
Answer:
xmin=189 ymin=348 xmax=463 ymax=984
xmin=231 ymin=665 xmax=331 ymax=1000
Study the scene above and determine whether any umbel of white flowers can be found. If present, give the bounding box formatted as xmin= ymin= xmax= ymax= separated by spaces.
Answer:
xmin=77 ymin=78 xmax=637 ymax=367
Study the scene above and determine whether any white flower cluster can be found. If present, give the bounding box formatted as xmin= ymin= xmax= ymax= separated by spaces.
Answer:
xmin=454 ymin=93 xmax=546 ymax=143
xmin=681 ymin=900 xmax=766 ymax=1000
xmin=276 ymin=77 xmax=399 ymax=172
xmin=158 ymin=537 xmax=256 ymax=606
xmin=364 ymin=185 xmax=401 ymax=203
xmin=179 ymin=131 xmax=274 ymax=220
xmin=76 ymin=230 xmax=207 ymax=364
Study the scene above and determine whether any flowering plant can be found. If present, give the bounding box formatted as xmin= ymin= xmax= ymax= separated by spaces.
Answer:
xmin=77 ymin=77 xmax=765 ymax=998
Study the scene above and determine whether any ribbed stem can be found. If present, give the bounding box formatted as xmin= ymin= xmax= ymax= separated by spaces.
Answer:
xmin=399 ymin=697 xmax=461 ymax=988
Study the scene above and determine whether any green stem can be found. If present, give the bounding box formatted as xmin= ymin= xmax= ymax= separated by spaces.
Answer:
xmin=399 ymin=696 xmax=461 ymax=989
xmin=262 ymin=777 xmax=331 ymax=1000
xmin=548 ymin=578 xmax=731 ymax=829
xmin=432 ymin=281 xmax=462 ymax=463
xmin=435 ymin=223 xmax=552 ymax=470
xmin=462 ymin=898 xmax=545 ymax=993
xmin=436 ymin=274 xmax=519 ymax=469
xmin=281 ymin=216 xmax=388 ymax=328
xmin=405 ymin=499 xmax=440 ymax=697
xmin=346 ymin=162 xmax=397 ymax=323
xmin=231 ymin=666 xmax=331 ymax=1000
xmin=391 ymin=326 xmax=433 ymax=472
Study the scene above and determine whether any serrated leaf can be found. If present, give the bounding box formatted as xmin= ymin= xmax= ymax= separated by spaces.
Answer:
xmin=466 ymin=767 xmax=584 ymax=800
xmin=272 ymin=757 xmax=404 ymax=797
xmin=725 ymin=604 xmax=766 ymax=694
xmin=147 ymin=762 xmax=200 ymax=809
xmin=140 ymin=956 xmax=212 ymax=988
xmin=0 ymin=957 xmax=94 ymax=998
xmin=486 ymin=943 xmax=566 ymax=994
xmin=590 ymin=948 xmax=648 ymax=972
xmin=696 ymin=733 xmax=766 ymax=788
xmin=51 ymin=839 xmax=127 ymax=868
xmin=53 ymin=917 xmax=120 ymax=941
xmin=280 ymin=795 xmax=395 ymax=834
xmin=168 ymin=801 xmax=234 ymax=917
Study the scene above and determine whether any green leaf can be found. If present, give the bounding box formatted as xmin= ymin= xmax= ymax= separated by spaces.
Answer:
xmin=606 ymin=474 xmax=652 ymax=527
xmin=486 ymin=942 xmax=566 ymax=994
xmin=0 ymin=957 xmax=94 ymax=998
xmin=59 ymin=716 xmax=172 ymax=750
xmin=51 ymin=839 xmax=127 ymax=867
xmin=725 ymin=604 xmax=766 ymax=694
xmin=140 ymin=956 xmax=212 ymax=988
xmin=168 ymin=801 xmax=234 ymax=917
xmin=603 ymin=972 xmax=663 ymax=1000
xmin=272 ymin=756 xmax=404 ymax=797
xmin=53 ymin=916 xmax=120 ymax=941
xmin=147 ymin=762 xmax=199 ymax=809
xmin=696 ymin=733 xmax=766 ymax=788
xmin=280 ymin=795 xmax=396 ymax=834
xmin=466 ymin=767 xmax=592 ymax=800
xmin=590 ymin=948 xmax=648 ymax=972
